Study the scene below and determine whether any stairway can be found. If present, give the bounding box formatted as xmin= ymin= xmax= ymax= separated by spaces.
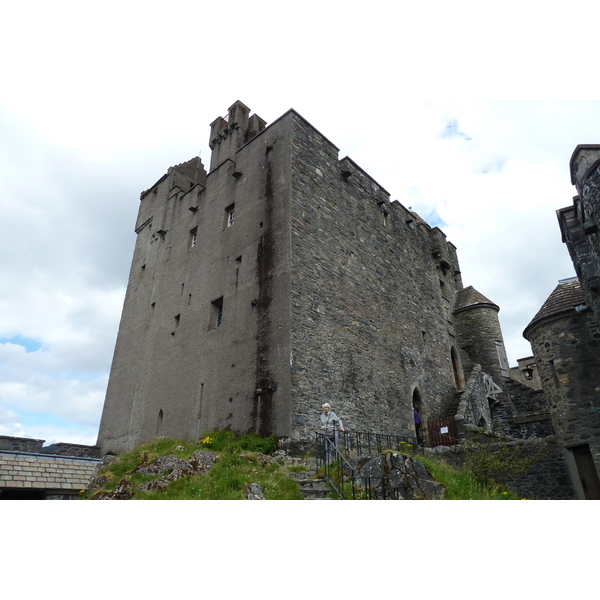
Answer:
xmin=445 ymin=391 xmax=465 ymax=418
xmin=294 ymin=477 xmax=334 ymax=499
xmin=287 ymin=462 xmax=336 ymax=499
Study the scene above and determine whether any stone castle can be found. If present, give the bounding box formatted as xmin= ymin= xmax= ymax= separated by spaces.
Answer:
xmin=96 ymin=101 xmax=511 ymax=455
xmin=93 ymin=102 xmax=600 ymax=499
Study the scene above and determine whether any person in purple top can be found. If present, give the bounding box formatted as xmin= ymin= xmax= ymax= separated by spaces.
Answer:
xmin=413 ymin=405 xmax=423 ymax=444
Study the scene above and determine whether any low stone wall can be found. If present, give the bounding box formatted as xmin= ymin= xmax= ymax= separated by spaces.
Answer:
xmin=42 ymin=442 xmax=101 ymax=458
xmin=0 ymin=435 xmax=101 ymax=457
xmin=427 ymin=434 xmax=575 ymax=500
xmin=0 ymin=435 xmax=44 ymax=453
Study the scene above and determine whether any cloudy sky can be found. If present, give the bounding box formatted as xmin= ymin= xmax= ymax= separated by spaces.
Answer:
xmin=1 ymin=1 xmax=599 ymax=446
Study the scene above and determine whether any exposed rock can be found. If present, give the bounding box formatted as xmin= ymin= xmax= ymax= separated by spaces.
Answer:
xmin=348 ymin=452 xmax=445 ymax=500
xmin=86 ymin=454 xmax=119 ymax=489
xmin=89 ymin=449 xmax=219 ymax=499
xmin=87 ymin=474 xmax=108 ymax=490
xmin=137 ymin=450 xmax=218 ymax=492
xmin=247 ymin=483 xmax=266 ymax=500
xmin=95 ymin=478 xmax=133 ymax=500
xmin=136 ymin=455 xmax=191 ymax=476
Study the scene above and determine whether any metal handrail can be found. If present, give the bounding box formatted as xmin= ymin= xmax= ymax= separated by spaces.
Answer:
xmin=315 ymin=432 xmax=357 ymax=499
xmin=338 ymin=430 xmax=419 ymax=456
xmin=315 ymin=428 xmax=418 ymax=499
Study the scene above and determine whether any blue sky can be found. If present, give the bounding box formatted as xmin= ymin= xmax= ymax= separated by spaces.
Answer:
xmin=1 ymin=1 xmax=599 ymax=447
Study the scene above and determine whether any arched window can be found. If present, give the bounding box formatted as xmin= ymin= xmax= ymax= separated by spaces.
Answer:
xmin=156 ymin=409 xmax=163 ymax=437
xmin=412 ymin=388 xmax=422 ymax=411
xmin=451 ymin=347 xmax=463 ymax=390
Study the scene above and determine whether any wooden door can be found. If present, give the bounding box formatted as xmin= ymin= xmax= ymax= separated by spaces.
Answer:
xmin=572 ymin=445 xmax=600 ymax=500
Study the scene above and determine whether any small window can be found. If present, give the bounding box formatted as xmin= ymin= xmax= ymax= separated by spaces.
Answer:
xmin=495 ymin=340 xmax=509 ymax=374
xmin=225 ymin=204 xmax=235 ymax=228
xmin=235 ymin=256 xmax=242 ymax=287
xmin=189 ymin=227 xmax=198 ymax=249
xmin=439 ymin=280 xmax=448 ymax=300
xmin=156 ymin=409 xmax=163 ymax=437
xmin=210 ymin=297 xmax=224 ymax=329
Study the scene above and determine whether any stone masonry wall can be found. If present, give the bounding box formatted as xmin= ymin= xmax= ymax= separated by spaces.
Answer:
xmin=579 ymin=164 xmax=600 ymax=324
xmin=43 ymin=442 xmax=101 ymax=458
xmin=526 ymin=310 xmax=600 ymax=481
xmin=571 ymin=147 xmax=600 ymax=327
xmin=288 ymin=112 xmax=465 ymax=442
xmin=428 ymin=436 xmax=575 ymax=499
xmin=0 ymin=435 xmax=44 ymax=453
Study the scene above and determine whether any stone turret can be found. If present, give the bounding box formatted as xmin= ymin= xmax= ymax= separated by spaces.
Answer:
xmin=208 ymin=100 xmax=267 ymax=172
xmin=523 ymin=277 xmax=600 ymax=498
xmin=452 ymin=286 xmax=509 ymax=380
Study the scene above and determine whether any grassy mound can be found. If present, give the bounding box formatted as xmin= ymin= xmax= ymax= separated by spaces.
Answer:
xmin=83 ymin=431 xmax=308 ymax=500
xmin=82 ymin=432 xmax=524 ymax=500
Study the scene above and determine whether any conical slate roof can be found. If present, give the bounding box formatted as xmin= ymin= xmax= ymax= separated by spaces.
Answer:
xmin=453 ymin=286 xmax=499 ymax=314
xmin=524 ymin=278 xmax=586 ymax=338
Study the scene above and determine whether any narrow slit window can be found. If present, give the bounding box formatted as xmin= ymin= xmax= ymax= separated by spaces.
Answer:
xmin=210 ymin=297 xmax=224 ymax=329
xmin=235 ymin=256 xmax=242 ymax=286
xmin=225 ymin=204 xmax=235 ymax=228
xmin=189 ymin=226 xmax=198 ymax=249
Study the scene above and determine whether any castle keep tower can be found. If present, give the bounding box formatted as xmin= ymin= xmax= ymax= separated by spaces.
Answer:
xmin=97 ymin=102 xmax=486 ymax=455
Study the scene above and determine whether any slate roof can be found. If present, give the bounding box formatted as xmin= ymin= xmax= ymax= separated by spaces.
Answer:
xmin=524 ymin=278 xmax=586 ymax=337
xmin=0 ymin=451 xmax=101 ymax=492
xmin=453 ymin=286 xmax=499 ymax=314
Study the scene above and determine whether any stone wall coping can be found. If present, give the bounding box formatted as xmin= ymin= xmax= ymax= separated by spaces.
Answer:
xmin=570 ymin=144 xmax=600 ymax=185
xmin=0 ymin=450 xmax=102 ymax=463
xmin=338 ymin=155 xmax=391 ymax=197
xmin=0 ymin=435 xmax=45 ymax=443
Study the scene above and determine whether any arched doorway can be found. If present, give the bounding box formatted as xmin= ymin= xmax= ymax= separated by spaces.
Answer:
xmin=412 ymin=388 xmax=424 ymax=444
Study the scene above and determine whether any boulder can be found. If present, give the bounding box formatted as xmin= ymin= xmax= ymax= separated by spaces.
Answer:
xmin=350 ymin=452 xmax=445 ymax=500
xmin=247 ymin=483 xmax=266 ymax=500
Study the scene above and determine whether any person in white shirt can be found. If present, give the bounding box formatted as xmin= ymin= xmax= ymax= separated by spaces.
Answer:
xmin=320 ymin=403 xmax=345 ymax=462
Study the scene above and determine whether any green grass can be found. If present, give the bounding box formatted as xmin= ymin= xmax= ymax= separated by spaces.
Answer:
xmin=418 ymin=455 xmax=521 ymax=500
xmin=83 ymin=432 xmax=524 ymax=500
xmin=83 ymin=432 xmax=306 ymax=500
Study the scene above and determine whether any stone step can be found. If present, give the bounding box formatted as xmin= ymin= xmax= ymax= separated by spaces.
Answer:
xmin=295 ymin=477 xmax=336 ymax=500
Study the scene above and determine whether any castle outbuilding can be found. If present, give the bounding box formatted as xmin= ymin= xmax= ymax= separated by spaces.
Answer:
xmin=523 ymin=144 xmax=600 ymax=499
xmin=97 ymin=101 xmax=512 ymax=455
